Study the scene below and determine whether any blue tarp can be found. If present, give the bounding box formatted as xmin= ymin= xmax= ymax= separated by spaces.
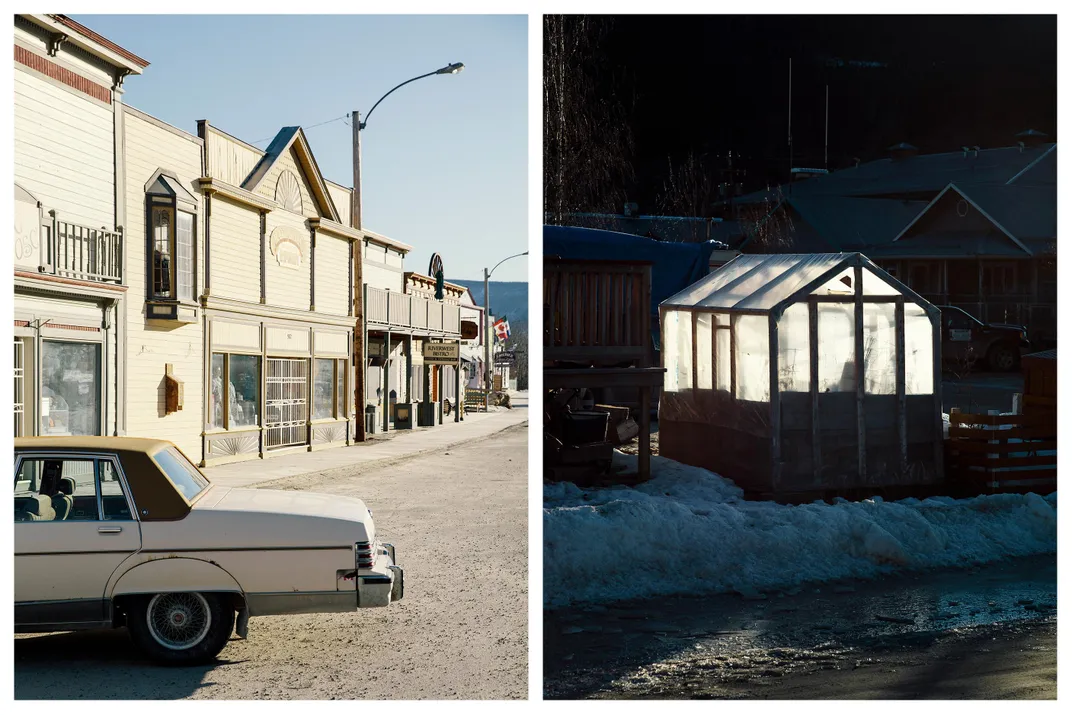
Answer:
xmin=543 ymin=225 xmax=718 ymax=320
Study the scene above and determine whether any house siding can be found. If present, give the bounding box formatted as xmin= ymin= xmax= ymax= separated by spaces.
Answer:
xmin=314 ymin=233 xmax=350 ymax=316
xmin=205 ymin=127 xmax=262 ymax=186
xmin=14 ymin=66 xmax=114 ymax=228
xmin=326 ymin=182 xmax=352 ymax=227
xmin=210 ymin=196 xmax=261 ymax=303
xmin=264 ymin=210 xmax=312 ymax=311
xmin=121 ymin=109 xmax=205 ymax=459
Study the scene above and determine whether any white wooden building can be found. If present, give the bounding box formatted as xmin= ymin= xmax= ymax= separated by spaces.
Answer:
xmin=13 ymin=14 xmax=148 ymax=440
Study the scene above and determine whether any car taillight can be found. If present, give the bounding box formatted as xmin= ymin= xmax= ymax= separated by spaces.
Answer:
xmin=356 ymin=541 xmax=375 ymax=570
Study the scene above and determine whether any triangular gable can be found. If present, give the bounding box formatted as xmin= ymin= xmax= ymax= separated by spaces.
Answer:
xmin=242 ymin=126 xmax=340 ymax=222
xmin=891 ymin=182 xmax=1032 ymax=255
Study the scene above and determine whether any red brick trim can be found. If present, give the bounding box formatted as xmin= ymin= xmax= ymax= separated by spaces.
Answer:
xmin=46 ymin=323 xmax=100 ymax=333
xmin=14 ymin=44 xmax=112 ymax=104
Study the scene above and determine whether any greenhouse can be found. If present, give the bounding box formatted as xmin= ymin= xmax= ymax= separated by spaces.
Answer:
xmin=659 ymin=252 xmax=943 ymax=497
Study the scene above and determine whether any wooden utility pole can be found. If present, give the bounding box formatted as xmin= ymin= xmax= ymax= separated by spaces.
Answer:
xmin=352 ymin=110 xmax=366 ymax=442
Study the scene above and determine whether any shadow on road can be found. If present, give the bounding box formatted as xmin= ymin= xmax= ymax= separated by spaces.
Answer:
xmin=15 ymin=629 xmax=246 ymax=699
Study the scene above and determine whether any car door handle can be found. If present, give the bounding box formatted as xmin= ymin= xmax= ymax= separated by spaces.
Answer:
xmin=98 ymin=526 xmax=123 ymax=534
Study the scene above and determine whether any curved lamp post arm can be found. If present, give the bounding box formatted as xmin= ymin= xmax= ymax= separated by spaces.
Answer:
xmin=488 ymin=250 xmax=529 ymax=279
xmin=361 ymin=62 xmax=464 ymax=129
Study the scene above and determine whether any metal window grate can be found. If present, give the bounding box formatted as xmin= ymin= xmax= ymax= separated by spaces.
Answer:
xmin=14 ymin=338 xmax=24 ymax=437
xmin=265 ymin=358 xmax=308 ymax=449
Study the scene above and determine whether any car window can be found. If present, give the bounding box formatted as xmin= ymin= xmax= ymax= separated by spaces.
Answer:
xmin=15 ymin=457 xmax=99 ymax=522
xmin=99 ymin=459 xmax=134 ymax=521
xmin=153 ymin=447 xmax=209 ymax=502
xmin=943 ymin=308 xmax=973 ymax=330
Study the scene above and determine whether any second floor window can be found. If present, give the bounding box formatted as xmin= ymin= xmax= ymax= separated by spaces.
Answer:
xmin=145 ymin=169 xmax=198 ymax=303
xmin=150 ymin=206 xmax=194 ymax=302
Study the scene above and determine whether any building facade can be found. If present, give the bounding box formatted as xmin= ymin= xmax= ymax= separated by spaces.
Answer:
xmin=14 ymin=14 xmax=147 ymax=440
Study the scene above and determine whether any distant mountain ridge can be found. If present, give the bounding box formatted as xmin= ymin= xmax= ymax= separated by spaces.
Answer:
xmin=451 ymin=280 xmax=528 ymax=326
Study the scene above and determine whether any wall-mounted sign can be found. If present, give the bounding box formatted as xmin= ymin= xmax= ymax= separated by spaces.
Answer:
xmin=270 ymin=225 xmax=304 ymax=270
xmin=460 ymin=320 xmax=479 ymax=340
xmin=423 ymin=341 xmax=460 ymax=364
xmin=367 ymin=340 xmax=385 ymax=357
xmin=14 ymin=187 xmax=41 ymax=269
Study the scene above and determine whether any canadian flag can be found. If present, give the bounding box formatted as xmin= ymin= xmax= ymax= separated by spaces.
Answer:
xmin=493 ymin=317 xmax=511 ymax=342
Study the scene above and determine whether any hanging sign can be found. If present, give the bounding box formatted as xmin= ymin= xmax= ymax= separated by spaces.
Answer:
xmin=423 ymin=341 xmax=460 ymax=364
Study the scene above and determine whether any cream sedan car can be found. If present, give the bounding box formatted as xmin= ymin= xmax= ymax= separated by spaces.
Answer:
xmin=14 ymin=437 xmax=403 ymax=665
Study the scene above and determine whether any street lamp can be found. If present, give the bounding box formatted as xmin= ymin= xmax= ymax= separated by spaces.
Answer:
xmin=484 ymin=251 xmax=528 ymax=408
xmin=351 ymin=62 xmax=464 ymax=441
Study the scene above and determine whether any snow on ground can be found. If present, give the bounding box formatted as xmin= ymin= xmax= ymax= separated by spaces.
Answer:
xmin=544 ymin=451 xmax=1057 ymax=608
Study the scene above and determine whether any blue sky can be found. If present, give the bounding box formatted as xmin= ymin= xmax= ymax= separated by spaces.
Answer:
xmin=78 ymin=14 xmax=529 ymax=282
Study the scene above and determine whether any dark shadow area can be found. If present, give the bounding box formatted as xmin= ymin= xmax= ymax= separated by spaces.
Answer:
xmin=14 ymin=629 xmax=247 ymax=699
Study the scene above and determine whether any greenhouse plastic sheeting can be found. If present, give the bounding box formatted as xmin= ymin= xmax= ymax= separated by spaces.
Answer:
xmin=662 ymin=253 xmax=905 ymax=312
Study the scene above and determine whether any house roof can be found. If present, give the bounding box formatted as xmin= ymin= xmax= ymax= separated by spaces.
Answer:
xmin=784 ymin=196 xmax=926 ymax=251
xmin=662 ymin=252 xmax=935 ymax=315
xmin=736 ymin=142 xmax=1057 ymax=204
xmin=242 ymin=126 xmax=340 ymax=222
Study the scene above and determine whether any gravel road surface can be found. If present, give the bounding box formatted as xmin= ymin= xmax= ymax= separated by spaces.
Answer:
xmin=15 ymin=422 xmax=528 ymax=700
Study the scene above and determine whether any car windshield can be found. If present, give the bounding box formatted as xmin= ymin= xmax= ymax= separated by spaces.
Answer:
xmin=153 ymin=447 xmax=209 ymax=502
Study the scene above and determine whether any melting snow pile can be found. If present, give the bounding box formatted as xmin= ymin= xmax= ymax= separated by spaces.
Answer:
xmin=544 ymin=451 xmax=1057 ymax=608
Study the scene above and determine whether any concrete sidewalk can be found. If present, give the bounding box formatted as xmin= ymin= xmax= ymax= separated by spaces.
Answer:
xmin=205 ymin=394 xmax=528 ymax=489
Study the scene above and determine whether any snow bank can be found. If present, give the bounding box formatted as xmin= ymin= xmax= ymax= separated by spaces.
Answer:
xmin=544 ymin=451 xmax=1057 ymax=607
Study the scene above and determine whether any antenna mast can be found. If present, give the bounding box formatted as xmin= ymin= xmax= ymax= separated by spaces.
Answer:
xmin=824 ymin=84 xmax=829 ymax=170
xmin=787 ymin=58 xmax=793 ymax=187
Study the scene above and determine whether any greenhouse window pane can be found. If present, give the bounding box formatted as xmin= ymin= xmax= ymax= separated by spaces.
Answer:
xmin=696 ymin=313 xmax=713 ymax=390
xmin=777 ymin=303 xmax=810 ymax=393
xmin=734 ymin=315 xmax=769 ymax=402
xmin=864 ymin=303 xmax=897 ymax=394
xmin=905 ymin=305 xmax=934 ymax=395
xmin=716 ymin=329 xmax=731 ymax=393
xmin=817 ymin=304 xmax=856 ymax=392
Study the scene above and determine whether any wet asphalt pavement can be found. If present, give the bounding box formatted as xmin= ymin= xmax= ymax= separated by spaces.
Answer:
xmin=544 ymin=554 xmax=1056 ymax=699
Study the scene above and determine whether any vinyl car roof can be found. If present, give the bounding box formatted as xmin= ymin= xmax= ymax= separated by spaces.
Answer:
xmin=15 ymin=436 xmax=174 ymax=453
xmin=14 ymin=436 xmax=203 ymax=521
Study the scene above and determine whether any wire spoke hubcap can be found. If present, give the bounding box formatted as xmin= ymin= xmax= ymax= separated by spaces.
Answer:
xmin=147 ymin=593 xmax=212 ymax=650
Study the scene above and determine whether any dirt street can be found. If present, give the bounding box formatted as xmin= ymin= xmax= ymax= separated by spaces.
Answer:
xmin=15 ymin=422 xmax=528 ymax=700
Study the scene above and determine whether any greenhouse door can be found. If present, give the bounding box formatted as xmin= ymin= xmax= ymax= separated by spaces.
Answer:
xmin=266 ymin=358 xmax=308 ymax=449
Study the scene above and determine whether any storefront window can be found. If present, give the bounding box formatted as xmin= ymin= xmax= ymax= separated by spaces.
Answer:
xmin=336 ymin=359 xmax=346 ymax=418
xmin=313 ymin=358 xmax=334 ymax=420
xmin=210 ymin=353 xmax=259 ymax=429
xmin=209 ymin=353 xmax=225 ymax=429
xmin=229 ymin=355 xmax=260 ymax=428
xmin=40 ymin=341 xmax=100 ymax=436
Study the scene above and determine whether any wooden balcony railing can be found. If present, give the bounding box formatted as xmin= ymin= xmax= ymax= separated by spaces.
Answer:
xmin=365 ymin=285 xmax=460 ymax=336
xmin=544 ymin=258 xmax=652 ymax=366
xmin=42 ymin=211 xmax=123 ymax=283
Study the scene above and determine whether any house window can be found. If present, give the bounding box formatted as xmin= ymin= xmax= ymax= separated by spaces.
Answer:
xmin=146 ymin=170 xmax=197 ymax=304
xmin=982 ymin=262 xmax=1018 ymax=296
xmin=209 ymin=353 xmax=260 ymax=430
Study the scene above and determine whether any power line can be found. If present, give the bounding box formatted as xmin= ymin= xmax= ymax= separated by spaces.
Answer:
xmin=250 ymin=114 xmax=350 ymax=145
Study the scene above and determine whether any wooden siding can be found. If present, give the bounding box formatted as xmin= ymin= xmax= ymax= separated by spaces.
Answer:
xmin=205 ymin=127 xmax=263 ymax=186
xmin=210 ymin=196 xmax=261 ymax=303
xmin=14 ymin=68 xmax=114 ymax=229
xmin=254 ymin=147 xmax=320 ymax=219
xmin=264 ymin=211 xmax=311 ymax=310
xmin=314 ymin=233 xmax=350 ymax=316
xmin=364 ymin=262 xmax=404 ymax=292
xmin=122 ymin=109 xmax=205 ymax=460
xmin=326 ymin=182 xmax=352 ymax=227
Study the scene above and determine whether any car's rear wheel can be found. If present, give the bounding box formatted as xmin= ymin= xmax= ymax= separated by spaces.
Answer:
xmin=126 ymin=592 xmax=234 ymax=665
xmin=987 ymin=343 xmax=1019 ymax=372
